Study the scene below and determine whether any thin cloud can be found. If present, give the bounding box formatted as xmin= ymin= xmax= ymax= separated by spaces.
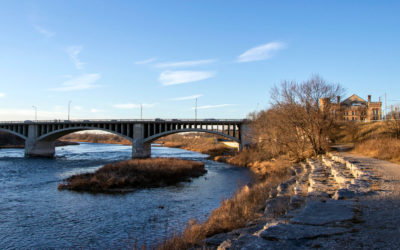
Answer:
xmin=194 ymin=104 xmax=234 ymax=110
xmin=134 ymin=57 xmax=157 ymax=65
xmin=237 ymin=42 xmax=286 ymax=62
xmin=73 ymin=106 xmax=83 ymax=110
xmin=50 ymin=73 xmax=101 ymax=91
xmin=113 ymin=103 xmax=157 ymax=109
xmin=0 ymin=93 xmax=5 ymax=98
xmin=67 ymin=46 xmax=85 ymax=70
xmin=170 ymin=94 xmax=203 ymax=101
xmin=156 ymin=59 xmax=216 ymax=68
xmin=159 ymin=70 xmax=215 ymax=86
xmin=33 ymin=25 xmax=55 ymax=38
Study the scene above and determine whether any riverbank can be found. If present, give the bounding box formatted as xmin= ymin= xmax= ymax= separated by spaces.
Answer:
xmin=61 ymin=132 xmax=132 ymax=145
xmin=58 ymin=158 xmax=206 ymax=192
xmin=156 ymin=134 xmax=236 ymax=158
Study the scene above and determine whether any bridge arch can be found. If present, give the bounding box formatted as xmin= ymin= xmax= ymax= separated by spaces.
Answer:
xmin=144 ymin=128 xmax=240 ymax=144
xmin=0 ymin=128 xmax=27 ymax=141
xmin=36 ymin=127 xmax=134 ymax=143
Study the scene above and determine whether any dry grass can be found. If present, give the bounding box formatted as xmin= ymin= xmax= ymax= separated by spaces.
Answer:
xmin=351 ymin=138 xmax=400 ymax=164
xmin=158 ymin=159 xmax=291 ymax=249
xmin=335 ymin=121 xmax=396 ymax=143
xmin=58 ymin=158 xmax=206 ymax=192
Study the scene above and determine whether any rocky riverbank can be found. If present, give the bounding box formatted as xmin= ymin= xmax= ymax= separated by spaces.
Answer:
xmin=198 ymin=152 xmax=399 ymax=249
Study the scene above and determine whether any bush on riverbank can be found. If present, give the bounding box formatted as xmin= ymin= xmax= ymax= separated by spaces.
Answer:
xmin=159 ymin=159 xmax=291 ymax=249
xmin=58 ymin=158 xmax=206 ymax=192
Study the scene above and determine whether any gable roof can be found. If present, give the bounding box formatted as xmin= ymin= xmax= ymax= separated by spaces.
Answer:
xmin=341 ymin=94 xmax=367 ymax=106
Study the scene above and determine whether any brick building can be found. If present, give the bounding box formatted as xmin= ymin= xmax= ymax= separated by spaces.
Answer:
xmin=320 ymin=94 xmax=382 ymax=121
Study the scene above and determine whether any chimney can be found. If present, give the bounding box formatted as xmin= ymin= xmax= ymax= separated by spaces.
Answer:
xmin=368 ymin=95 xmax=371 ymax=102
xmin=337 ymin=96 xmax=340 ymax=104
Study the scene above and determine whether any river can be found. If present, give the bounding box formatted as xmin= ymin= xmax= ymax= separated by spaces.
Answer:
xmin=0 ymin=143 xmax=251 ymax=248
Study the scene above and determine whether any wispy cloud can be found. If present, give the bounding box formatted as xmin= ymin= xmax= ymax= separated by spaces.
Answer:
xmin=50 ymin=73 xmax=101 ymax=91
xmin=134 ymin=57 xmax=157 ymax=65
xmin=73 ymin=106 xmax=83 ymax=110
xmin=170 ymin=94 xmax=203 ymax=101
xmin=33 ymin=25 xmax=55 ymax=38
xmin=194 ymin=104 xmax=234 ymax=110
xmin=237 ymin=42 xmax=286 ymax=62
xmin=67 ymin=46 xmax=85 ymax=70
xmin=159 ymin=70 xmax=215 ymax=86
xmin=156 ymin=59 xmax=216 ymax=68
xmin=0 ymin=93 xmax=5 ymax=98
xmin=113 ymin=103 xmax=157 ymax=109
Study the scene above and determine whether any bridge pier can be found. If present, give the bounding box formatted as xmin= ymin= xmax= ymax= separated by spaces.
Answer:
xmin=132 ymin=124 xmax=151 ymax=158
xmin=239 ymin=123 xmax=252 ymax=151
xmin=25 ymin=125 xmax=55 ymax=157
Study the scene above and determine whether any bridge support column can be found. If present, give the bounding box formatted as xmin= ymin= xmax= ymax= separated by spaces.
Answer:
xmin=239 ymin=123 xmax=252 ymax=151
xmin=25 ymin=125 xmax=55 ymax=158
xmin=132 ymin=124 xmax=151 ymax=158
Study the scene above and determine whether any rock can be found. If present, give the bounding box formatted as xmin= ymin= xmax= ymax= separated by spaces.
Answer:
xmin=290 ymin=200 xmax=355 ymax=226
xmin=217 ymin=239 xmax=232 ymax=250
xmin=229 ymin=234 xmax=296 ymax=250
xmin=333 ymin=188 xmax=356 ymax=200
xmin=264 ymin=196 xmax=290 ymax=217
xmin=203 ymin=232 xmax=234 ymax=247
xmin=260 ymin=223 xmax=353 ymax=241
xmin=289 ymin=195 xmax=305 ymax=209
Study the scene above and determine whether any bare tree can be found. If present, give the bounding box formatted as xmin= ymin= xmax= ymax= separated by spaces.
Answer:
xmin=269 ymin=75 xmax=344 ymax=157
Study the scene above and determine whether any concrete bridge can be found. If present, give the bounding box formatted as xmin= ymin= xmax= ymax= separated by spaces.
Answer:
xmin=0 ymin=119 xmax=250 ymax=158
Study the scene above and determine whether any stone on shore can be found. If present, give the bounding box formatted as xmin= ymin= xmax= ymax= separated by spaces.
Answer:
xmin=290 ymin=200 xmax=355 ymax=226
xmin=260 ymin=223 xmax=353 ymax=241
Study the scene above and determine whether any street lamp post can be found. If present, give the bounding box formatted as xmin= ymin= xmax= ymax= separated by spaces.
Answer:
xmin=195 ymin=98 xmax=198 ymax=121
xmin=68 ymin=100 xmax=72 ymax=120
xmin=140 ymin=103 xmax=143 ymax=120
xmin=32 ymin=106 xmax=37 ymax=121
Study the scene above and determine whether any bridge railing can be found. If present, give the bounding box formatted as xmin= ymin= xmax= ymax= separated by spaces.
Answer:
xmin=0 ymin=119 xmax=246 ymax=124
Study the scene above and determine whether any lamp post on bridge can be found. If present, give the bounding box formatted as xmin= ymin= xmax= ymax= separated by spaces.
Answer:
xmin=32 ymin=106 xmax=37 ymax=121
xmin=68 ymin=100 xmax=72 ymax=121
xmin=140 ymin=103 xmax=143 ymax=120
xmin=195 ymin=98 xmax=198 ymax=121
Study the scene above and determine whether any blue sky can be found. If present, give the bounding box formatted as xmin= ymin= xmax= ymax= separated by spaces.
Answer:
xmin=0 ymin=0 xmax=399 ymax=120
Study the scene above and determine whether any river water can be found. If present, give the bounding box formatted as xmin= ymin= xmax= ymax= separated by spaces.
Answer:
xmin=0 ymin=143 xmax=251 ymax=248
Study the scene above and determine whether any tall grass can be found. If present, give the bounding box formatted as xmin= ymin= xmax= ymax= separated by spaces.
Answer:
xmin=58 ymin=158 xmax=206 ymax=192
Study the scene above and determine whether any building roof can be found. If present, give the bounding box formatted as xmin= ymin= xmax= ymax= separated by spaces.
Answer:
xmin=341 ymin=94 xmax=367 ymax=106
